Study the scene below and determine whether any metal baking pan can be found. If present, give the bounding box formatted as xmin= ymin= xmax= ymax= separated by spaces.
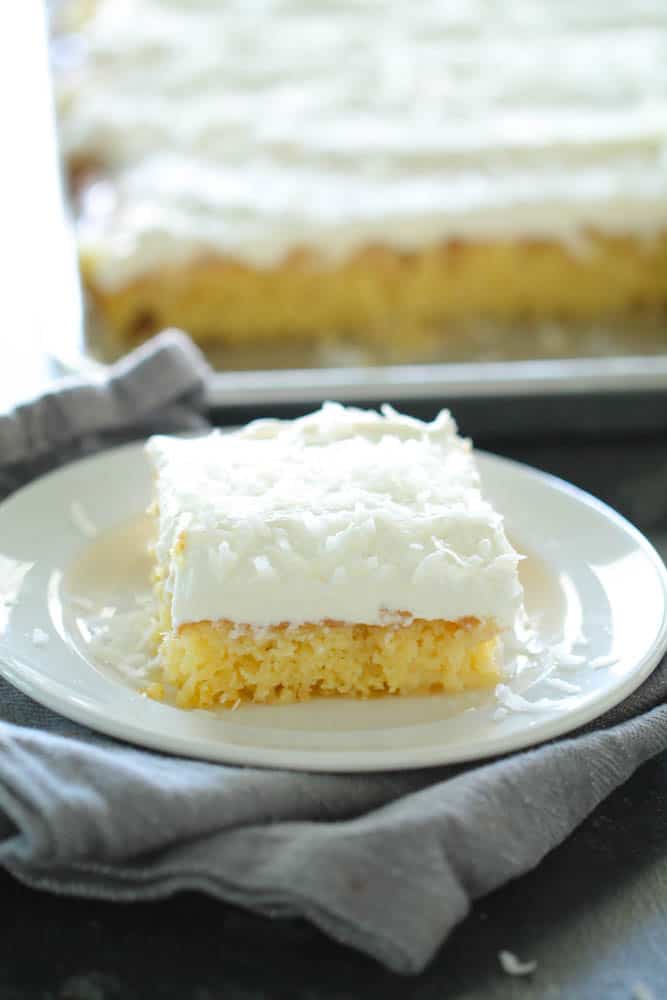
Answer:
xmin=31 ymin=5 xmax=667 ymax=433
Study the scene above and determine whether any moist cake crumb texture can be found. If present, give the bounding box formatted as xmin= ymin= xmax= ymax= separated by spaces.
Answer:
xmin=163 ymin=618 xmax=499 ymax=709
xmin=146 ymin=403 xmax=523 ymax=708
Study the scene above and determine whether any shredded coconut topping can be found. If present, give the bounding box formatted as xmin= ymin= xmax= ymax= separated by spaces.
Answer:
xmin=57 ymin=0 xmax=667 ymax=287
xmin=146 ymin=403 xmax=523 ymax=629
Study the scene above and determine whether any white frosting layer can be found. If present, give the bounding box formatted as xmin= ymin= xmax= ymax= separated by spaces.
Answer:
xmin=56 ymin=0 xmax=667 ymax=287
xmin=146 ymin=403 xmax=523 ymax=629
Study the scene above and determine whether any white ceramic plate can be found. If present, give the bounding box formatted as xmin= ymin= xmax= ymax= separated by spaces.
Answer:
xmin=0 ymin=442 xmax=665 ymax=771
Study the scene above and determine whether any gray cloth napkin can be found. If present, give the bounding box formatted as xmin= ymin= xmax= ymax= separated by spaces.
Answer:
xmin=0 ymin=330 xmax=665 ymax=975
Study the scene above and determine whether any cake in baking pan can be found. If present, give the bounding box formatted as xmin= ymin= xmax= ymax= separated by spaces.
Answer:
xmin=54 ymin=1 xmax=667 ymax=356
xmin=145 ymin=403 xmax=523 ymax=709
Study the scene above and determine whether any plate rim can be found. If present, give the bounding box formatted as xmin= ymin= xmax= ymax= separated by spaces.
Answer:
xmin=0 ymin=440 xmax=666 ymax=772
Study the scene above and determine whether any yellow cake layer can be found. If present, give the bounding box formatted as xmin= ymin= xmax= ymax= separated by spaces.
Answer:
xmin=154 ymin=617 xmax=500 ymax=709
xmin=82 ymin=232 xmax=667 ymax=350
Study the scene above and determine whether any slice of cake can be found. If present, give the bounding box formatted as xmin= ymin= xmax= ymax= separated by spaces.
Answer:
xmin=145 ymin=403 xmax=522 ymax=709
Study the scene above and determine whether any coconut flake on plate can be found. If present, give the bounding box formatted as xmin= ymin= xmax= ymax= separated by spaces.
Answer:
xmin=31 ymin=627 xmax=49 ymax=647
xmin=544 ymin=677 xmax=581 ymax=694
xmin=71 ymin=595 xmax=95 ymax=611
xmin=84 ymin=600 xmax=158 ymax=683
xmin=498 ymin=950 xmax=537 ymax=976
xmin=70 ymin=500 xmax=97 ymax=538
xmin=495 ymin=684 xmax=564 ymax=714
xmin=590 ymin=654 xmax=619 ymax=670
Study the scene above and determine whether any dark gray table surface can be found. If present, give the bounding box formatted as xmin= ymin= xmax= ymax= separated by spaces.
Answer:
xmin=1 ymin=378 xmax=666 ymax=999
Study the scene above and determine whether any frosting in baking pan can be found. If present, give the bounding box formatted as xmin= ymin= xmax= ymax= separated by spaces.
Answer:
xmin=56 ymin=0 xmax=667 ymax=284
